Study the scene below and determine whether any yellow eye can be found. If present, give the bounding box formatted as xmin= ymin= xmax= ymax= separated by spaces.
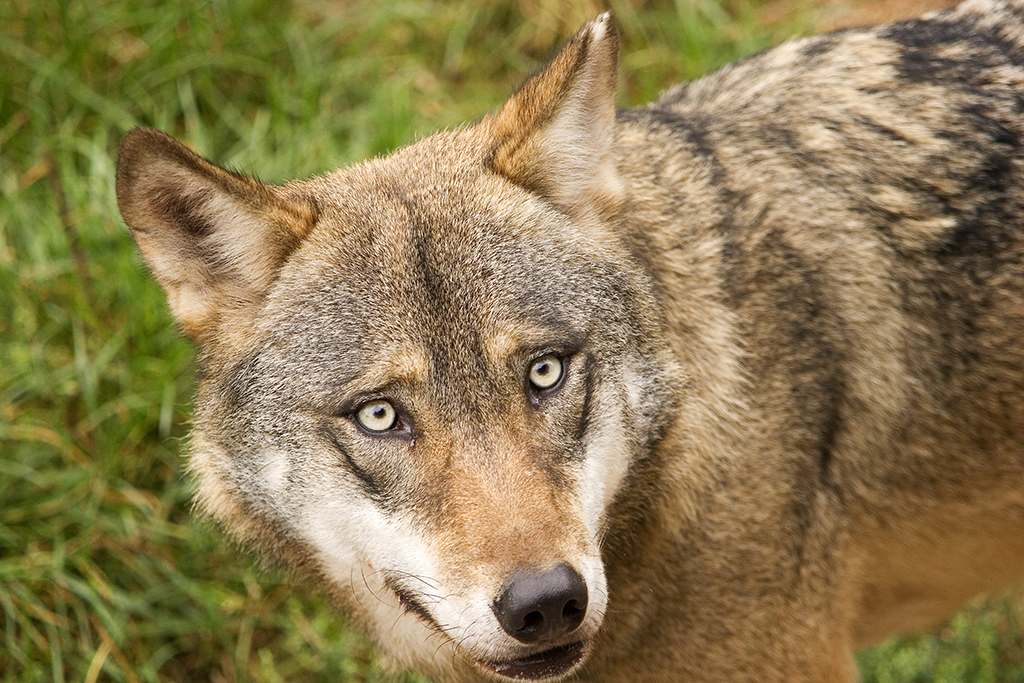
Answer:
xmin=356 ymin=400 xmax=397 ymax=432
xmin=528 ymin=354 xmax=564 ymax=390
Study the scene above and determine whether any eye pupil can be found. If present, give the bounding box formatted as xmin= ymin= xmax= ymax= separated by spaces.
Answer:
xmin=356 ymin=400 xmax=397 ymax=432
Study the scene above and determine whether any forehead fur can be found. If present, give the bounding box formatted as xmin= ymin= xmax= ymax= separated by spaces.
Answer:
xmin=267 ymin=131 xmax=639 ymax=340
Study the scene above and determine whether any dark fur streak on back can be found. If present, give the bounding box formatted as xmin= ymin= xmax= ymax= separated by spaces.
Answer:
xmin=725 ymin=226 xmax=847 ymax=492
xmin=638 ymin=107 xmax=745 ymax=236
xmin=816 ymin=392 xmax=843 ymax=496
xmin=885 ymin=13 xmax=1024 ymax=85
xmin=799 ymin=30 xmax=848 ymax=60
xmin=846 ymin=113 xmax=913 ymax=147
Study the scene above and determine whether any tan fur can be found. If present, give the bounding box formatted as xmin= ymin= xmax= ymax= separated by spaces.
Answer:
xmin=488 ymin=15 xmax=623 ymax=222
xmin=117 ymin=4 xmax=1024 ymax=682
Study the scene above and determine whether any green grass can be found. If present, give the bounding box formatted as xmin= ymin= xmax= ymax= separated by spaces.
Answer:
xmin=859 ymin=599 xmax=1024 ymax=683
xmin=1 ymin=0 xmax=1021 ymax=681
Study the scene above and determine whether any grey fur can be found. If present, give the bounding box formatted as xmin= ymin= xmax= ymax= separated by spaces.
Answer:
xmin=117 ymin=2 xmax=1024 ymax=680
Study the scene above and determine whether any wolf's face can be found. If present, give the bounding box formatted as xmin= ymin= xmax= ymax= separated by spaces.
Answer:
xmin=203 ymin=141 xmax=667 ymax=680
xmin=117 ymin=15 xmax=674 ymax=681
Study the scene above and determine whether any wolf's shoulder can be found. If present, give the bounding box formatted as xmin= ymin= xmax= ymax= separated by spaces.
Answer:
xmin=642 ymin=0 xmax=1024 ymax=118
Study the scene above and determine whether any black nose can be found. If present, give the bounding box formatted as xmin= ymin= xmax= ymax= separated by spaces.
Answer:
xmin=492 ymin=563 xmax=588 ymax=644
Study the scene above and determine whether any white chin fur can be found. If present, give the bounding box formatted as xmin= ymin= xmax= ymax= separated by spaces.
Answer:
xmin=302 ymin=489 xmax=609 ymax=679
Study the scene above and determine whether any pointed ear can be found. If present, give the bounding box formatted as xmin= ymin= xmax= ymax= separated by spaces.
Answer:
xmin=116 ymin=128 xmax=318 ymax=343
xmin=488 ymin=13 xmax=622 ymax=218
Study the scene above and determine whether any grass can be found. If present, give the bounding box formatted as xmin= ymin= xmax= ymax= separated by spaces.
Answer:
xmin=0 ymin=0 xmax=1021 ymax=681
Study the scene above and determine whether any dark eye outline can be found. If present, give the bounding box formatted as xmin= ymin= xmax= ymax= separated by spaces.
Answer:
xmin=348 ymin=398 xmax=415 ymax=440
xmin=525 ymin=353 xmax=569 ymax=406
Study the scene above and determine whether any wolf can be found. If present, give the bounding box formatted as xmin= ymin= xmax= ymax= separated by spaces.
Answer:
xmin=115 ymin=1 xmax=1024 ymax=680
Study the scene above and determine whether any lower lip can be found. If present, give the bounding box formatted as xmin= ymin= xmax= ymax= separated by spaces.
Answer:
xmin=478 ymin=641 xmax=588 ymax=681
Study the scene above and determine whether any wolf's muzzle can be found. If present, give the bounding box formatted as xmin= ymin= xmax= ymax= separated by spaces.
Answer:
xmin=492 ymin=563 xmax=588 ymax=644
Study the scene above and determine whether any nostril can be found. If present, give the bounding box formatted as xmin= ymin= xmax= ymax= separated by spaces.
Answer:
xmin=563 ymin=599 xmax=584 ymax=625
xmin=523 ymin=611 xmax=544 ymax=632
xmin=492 ymin=563 xmax=589 ymax=644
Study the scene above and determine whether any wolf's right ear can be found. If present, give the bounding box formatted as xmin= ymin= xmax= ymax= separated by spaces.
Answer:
xmin=487 ymin=13 xmax=622 ymax=220
xmin=116 ymin=128 xmax=317 ymax=344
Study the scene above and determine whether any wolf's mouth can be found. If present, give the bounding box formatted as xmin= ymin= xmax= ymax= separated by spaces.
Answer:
xmin=384 ymin=574 xmax=588 ymax=681
xmin=478 ymin=641 xmax=587 ymax=681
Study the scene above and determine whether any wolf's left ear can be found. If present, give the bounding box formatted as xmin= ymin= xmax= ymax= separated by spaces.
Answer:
xmin=488 ymin=13 xmax=622 ymax=219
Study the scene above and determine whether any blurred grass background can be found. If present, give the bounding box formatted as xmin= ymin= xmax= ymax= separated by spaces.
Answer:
xmin=1 ymin=0 xmax=1022 ymax=681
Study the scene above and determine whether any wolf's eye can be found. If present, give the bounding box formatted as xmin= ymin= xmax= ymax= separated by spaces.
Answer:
xmin=528 ymin=354 xmax=564 ymax=391
xmin=356 ymin=400 xmax=398 ymax=433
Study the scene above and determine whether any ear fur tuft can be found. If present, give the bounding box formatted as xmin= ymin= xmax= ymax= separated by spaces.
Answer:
xmin=116 ymin=128 xmax=317 ymax=343
xmin=488 ymin=13 xmax=623 ymax=219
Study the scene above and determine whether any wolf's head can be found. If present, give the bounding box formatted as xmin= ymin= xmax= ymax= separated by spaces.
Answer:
xmin=117 ymin=14 xmax=674 ymax=682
